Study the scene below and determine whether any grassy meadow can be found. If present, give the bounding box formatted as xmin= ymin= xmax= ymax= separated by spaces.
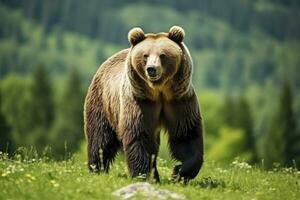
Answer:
xmin=1 ymin=141 xmax=299 ymax=200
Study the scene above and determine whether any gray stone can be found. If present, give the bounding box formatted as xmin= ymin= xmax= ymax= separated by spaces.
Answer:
xmin=112 ymin=182 xmax=186 ymax=200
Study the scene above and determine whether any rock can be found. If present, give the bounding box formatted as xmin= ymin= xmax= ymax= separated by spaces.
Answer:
xmin=112 ymin=182 xmax=186 ymax=200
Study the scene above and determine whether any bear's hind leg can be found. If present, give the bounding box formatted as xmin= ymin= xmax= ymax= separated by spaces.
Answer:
xmin=101 ymin=128 xmax=121 ymax=172
xmin=85 ymin=104 xmax=121 ymax=173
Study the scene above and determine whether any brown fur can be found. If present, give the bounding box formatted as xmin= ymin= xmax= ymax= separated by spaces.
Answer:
xmin=84 ymin=26 xmax=203 ymax=182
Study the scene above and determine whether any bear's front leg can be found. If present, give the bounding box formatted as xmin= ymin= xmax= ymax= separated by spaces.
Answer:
xmin=165 ymin=94 xmax=204 ymax=182
xmin=170 ymin=136 xmax=203 ymax=182
xmin=120 ymin=99 xmax=161 ymax=182
xmin=123 ymin=135 xmax=159 ymax=181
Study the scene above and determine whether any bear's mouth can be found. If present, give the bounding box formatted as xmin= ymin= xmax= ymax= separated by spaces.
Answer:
xmin=148 ymin=74 xmax=161 ymax=82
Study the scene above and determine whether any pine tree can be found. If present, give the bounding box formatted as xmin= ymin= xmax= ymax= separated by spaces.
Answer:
xmin=1 ymin=75 xmax=33 ymax=149
xmin=264 ymin=80 xmax=299 ymax=168
xmin=222 ymin=96 xmax=236 ymax=127
xmin=51 ymin=67 xmax=84 ymax=157
xmin=235 ymin=96 xmax=257 ymax=163
xmin=31 ymin=64 xmax=54 ymax=128
xmin=30 ymin=64 xmax=54 ymax=151
xmin=281 ymin=81 xmax=299 ymax=167
xmin=0 ymin=89 xmax=13 ymax=153
xmin=222 ymin=95 xmax=257 ymax=163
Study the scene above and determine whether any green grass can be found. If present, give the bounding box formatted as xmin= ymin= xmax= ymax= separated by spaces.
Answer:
xmin=1 ymin=151 xmax=299 ymax=200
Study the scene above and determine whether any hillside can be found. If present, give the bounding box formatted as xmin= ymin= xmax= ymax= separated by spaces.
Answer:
xmin=0 ymin=0 xmax=300 ymax=173
xmin=1 ymin=1 xmax=300 ymax=92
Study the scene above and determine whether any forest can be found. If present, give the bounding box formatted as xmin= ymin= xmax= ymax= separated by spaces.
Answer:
xmin=0 ymin=0 xmax=300 ymax=169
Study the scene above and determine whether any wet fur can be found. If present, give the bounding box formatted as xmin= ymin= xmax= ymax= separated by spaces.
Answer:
xmin=84 ymin=30 xmax=203 ymax=182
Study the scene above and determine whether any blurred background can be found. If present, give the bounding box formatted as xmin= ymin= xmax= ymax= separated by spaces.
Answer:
xmin=0 ymin=0 xmax=299 ymax=168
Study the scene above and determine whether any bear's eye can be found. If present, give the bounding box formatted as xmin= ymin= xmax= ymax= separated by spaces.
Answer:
xmin=143 ymin=54 xmax=148 ymax=62
xmin=159 ymin=53 xmax=167 ymax=60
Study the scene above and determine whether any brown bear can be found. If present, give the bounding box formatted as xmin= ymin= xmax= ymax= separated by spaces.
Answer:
xmin=84 ymin=26 xmax=203 ymax=182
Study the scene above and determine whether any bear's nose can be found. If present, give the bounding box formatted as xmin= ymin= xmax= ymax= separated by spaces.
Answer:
xmin=146 ymin=66 xmax=157 ymax=77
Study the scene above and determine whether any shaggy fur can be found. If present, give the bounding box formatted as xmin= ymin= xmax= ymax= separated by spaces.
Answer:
xmin=84 ymin=26 xmax=204 ymax=182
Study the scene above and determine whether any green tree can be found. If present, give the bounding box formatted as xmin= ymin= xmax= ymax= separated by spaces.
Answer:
xmin=0 ymin=88 xmax=13 ymax=153
xmin=281 ymin=81 xmax=300 ymax=167
xmin=1 ymin=75 xmax=32 ymax=147
xmin=263 ymin=81 xmax=299 ymax=168
xmin=221 ymin=96 xmax=257 ymax=163
xmin=235 ymin=96 xmax=257 ymax=163
xmin=29 ymin=64 xmax=54 ymax=151
xmin=222 ymin=96 xmax=236 ymax=127
xmin=30 ymin=64 xmax=54 ymax=128
xmin=51 ymin=67 xmax=85 ymax=158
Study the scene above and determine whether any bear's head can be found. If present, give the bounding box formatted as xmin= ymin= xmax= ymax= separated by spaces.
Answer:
xmin=128 ymin=26 xmax=191 ymax=88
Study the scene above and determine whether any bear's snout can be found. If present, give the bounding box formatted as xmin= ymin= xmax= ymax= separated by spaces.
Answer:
xmin=146 ymin=65 xmax=162 ymax=81
xmin=146 ymin=66 xmax=157 ymax=77
xmin=145 ymin=54 xmax=162 ymax=81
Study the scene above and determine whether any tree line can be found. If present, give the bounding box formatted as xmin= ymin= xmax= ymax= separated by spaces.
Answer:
xmin=1 ymin=0 xmax=299 ymax=42
xmin=0 ymin=65 xmax=84 ymax=159
xmin=1 ymin=69 xmax=299 ymax=167
xmin=204 ymin=80 xmax=300 ymax=168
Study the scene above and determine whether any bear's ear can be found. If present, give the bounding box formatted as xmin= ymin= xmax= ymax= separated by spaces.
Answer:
xmin=168 ymin=26 xmax=185 ymax=43
xmin=128 ymin=27 xmax=145 ymax=46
